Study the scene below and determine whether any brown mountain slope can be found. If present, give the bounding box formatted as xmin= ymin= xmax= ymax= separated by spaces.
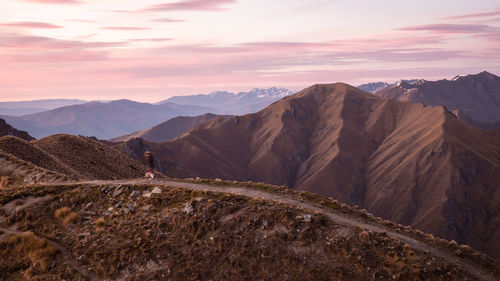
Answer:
xmin=0 ymin=118 xmax=34 ymax=141
xmin=0 ymin=136 xmax=82 ymax=178
xmin=375 ymin=71 xmax=500 ymax=123
xmin=34 ymin=135 xmax=149 ymax=180
xmin=110 ymin=113 xmax=231 ymax=142
xmin=0 ymin=149 xmax=67 ymax=187
xmin=118 ymin=83 xmax=500 ymax=259
xmin=0 ymin=135 xmax=150 ymax=180
xmin=452 ymin=110 xmax=500 ymax=131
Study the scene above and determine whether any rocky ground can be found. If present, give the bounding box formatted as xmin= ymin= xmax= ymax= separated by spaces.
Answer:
xmin=0 ymin=179 xmax=498 ymax=281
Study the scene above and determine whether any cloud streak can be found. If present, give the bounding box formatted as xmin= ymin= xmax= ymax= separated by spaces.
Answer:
xmin=102 ymin=26 xmax=150 ymax=31
xmin=0 ymin=21 xmax=63 ymax=29
xmin=152 ymin=18 xmax=186 ymax=23
xmin=443 ymin=8 xmax=500 ymax=20
xmin=17 ymin=0 xmax=82 ymax=4
xmin=398 ymin=23 xmax=497 ymax=34
xmin=143 ymin=0 xmax=236 ymax=12
xmin=0 ymin=33 xmax=126 ymax=49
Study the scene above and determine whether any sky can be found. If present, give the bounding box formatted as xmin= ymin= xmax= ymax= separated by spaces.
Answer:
xmin=1 ymin=0 xmax=499 ymax=102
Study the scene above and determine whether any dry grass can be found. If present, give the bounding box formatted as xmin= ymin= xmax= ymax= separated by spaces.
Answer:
xmin=0 ymin=231 xmax=59 ymax=279
xmin=95 ymin=217 xmax=105 ymax=227
xmin=0 ymin=175 xmax=10 ymax=188
xmin=54 ymin=207 xmax=79 ymax=226
xmin=54 ymin=207 xmax=71 ymax=220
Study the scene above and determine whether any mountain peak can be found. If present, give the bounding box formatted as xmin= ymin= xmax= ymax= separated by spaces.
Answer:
xmin=374 ymin=71 xmax=500 ymax=124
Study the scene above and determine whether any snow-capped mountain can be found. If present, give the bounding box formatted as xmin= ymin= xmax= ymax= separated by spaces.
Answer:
xmin=357 ymin=80 xmax=420 ymax=93
xmin=159 ymin=87 xmax=295 ymax=114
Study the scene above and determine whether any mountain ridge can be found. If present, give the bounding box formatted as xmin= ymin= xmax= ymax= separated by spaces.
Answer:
xmin=160 ymin=87 xmax=295 ymax=114
xmin=110 ymin=113 xmax=233 ymax=142
xmin=374 ymin=71 xmax=500 ymax=123
xmin=117 ymin=82 xmax=500 ymax=259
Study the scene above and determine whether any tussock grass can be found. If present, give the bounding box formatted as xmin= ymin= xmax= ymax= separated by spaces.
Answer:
xmin=54 ymin=207 xmax=71 ymax=220
xmin=95 ymin=217 xmax=105 ymax=227
xmin=0 ymin=231 xmax=59 ymax=279
xmin=54 ymin=207 xmax=79 ymax=226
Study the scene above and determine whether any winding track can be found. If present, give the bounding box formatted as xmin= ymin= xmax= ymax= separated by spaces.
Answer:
xmin=2 ymin=179 xmax=499 ymax=281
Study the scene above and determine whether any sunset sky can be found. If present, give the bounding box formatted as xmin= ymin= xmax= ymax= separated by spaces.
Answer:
xmin=1 ymin=0 xmax=499 ymax=102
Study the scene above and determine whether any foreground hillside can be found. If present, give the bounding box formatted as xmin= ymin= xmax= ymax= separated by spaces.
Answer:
xmin=0 ymin=135 xmax=149 ymax=184
xmin=0 ymin=179 xmax=498 ymax=280
xmin=118 ymin=83 xmax=500 ymax=259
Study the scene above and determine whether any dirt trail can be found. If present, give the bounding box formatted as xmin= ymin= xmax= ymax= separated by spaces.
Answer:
xmin=13 ymin=179 xmax=500 ymax=281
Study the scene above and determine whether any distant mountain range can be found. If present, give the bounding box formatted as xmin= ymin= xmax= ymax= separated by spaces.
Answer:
xmin=1 ymin=100 xmax=216 ymax=139
xmin=0 ymin=88 xmax=295 ymax=139
xmin=160 ymin=87 xmax=296 ymax=114
xmin=116 ymin=82 xmax=500 ymax=259
xmin=0 ymin=99 xmax=87 ymax=116
xmin=357 ymin=80 xmax=419 ymax=93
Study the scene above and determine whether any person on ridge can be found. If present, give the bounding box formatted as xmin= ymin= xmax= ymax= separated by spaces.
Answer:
xmin=144 ymin=151 xmax=155 ymax=179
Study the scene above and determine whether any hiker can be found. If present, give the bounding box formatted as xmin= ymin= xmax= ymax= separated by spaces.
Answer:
xmin=144 ymin=151 xmax=155 ymax=179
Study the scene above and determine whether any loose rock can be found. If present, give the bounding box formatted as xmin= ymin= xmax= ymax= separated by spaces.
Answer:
xmin=151 ymin=186 xmax=162 ymax=194
xmin=182 ymin=203 xmax=194 ymax=215
xmin=113 ymin=185 xmax=125 ymax=197
xmin=129 ymin=191 xmax=141 ymax=199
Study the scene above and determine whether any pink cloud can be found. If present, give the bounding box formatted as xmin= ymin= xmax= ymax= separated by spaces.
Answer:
xmin=129 ymin=38 xmax=173 ymax=42
xmin=0 ymin=33 xmax=126 ymax=49
xmin=398 ymin=23 xmax=496 ymax=34
xmin=443 ymin=8 xmax=500 ymax=20
xmin=0 ymin=21 xmax=63 ymax=29
xmin=109 ymin=40 xmax=470 ymax=81
xmin=17 ymin=0 xmax=82 ymax=4
xmin=69 ymin=19 xmax=96 ymax=23
xmin=0 ymin=49 xmax=108 ymax=63
xmin=102 ymin=26 xmax=150 ymax=31
xmin=143 ymin=0 xmax=235 ymax=12
xmin=152 ymin=18 xmax=186 ymax=23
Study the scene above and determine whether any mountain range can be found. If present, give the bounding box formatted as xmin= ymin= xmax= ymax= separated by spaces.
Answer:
xmin=116 ymin=82 xmax=500 ymax=259
xmin=357 ymin=80 xmax=419 ymax=93
xmin=370 ymin=71 xmax=500 ymax=125
xmin=1 ymin=100 xmax=216 ymax=139
xmin=0 ymin=88 xmax=295 ymax=140
xmin=160 ymin=87 xmax=295 ymax=114
xmin=0 ymin=99 xmax=87 ymax=116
